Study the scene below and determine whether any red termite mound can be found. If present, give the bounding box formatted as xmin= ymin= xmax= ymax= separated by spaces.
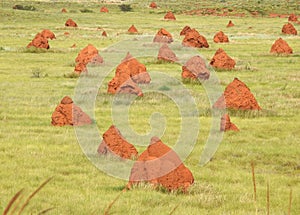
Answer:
xmin=127 ymin=137 xmax=194 ymax=192
xmin=220 ymin=114 xmax=239 ymax=132
xmin=98 ymin=125 xmax=138 ymax=159
xmin=27 ymin=29 xmax=56 ymax=49
xmin=100 ymin=6 xmax=109 ymax=13
xmin=213 ymin=78 xmax=261 ymax=110
xmin=164 ymin=11 xmax=176 ymax=20
xmin=128 ymin=25 xmax=138 ymax=33
xmin=180 ymin=25 xmax=192 ymax=36
xmin=153 ymin=28 xmax=173 ymax=43
xmin=227 ymin=20 xmax=234 ymax=27
xmin=107 ymin=52 xmax=150 ymax=96
xmin=270 ymin=38 xmax=293 ymax=54
xmin=51 ymin=96 xmax=92 ymax=126
xmin=102 ymin=31 xmax=107 ymax=37
xmin=288 ymin=14 xmax=298 ymax=22
xmin=157 ymin=44 xmax=178 ymax=62
xmin=210 ymin=48 xmax=235 ymax=69
xmin=61 ymin=8 xmax=67 ymax=13
xmin=182 ymin=56 xmax=210 ymax=80
xmin=65 ymin=18 xmax=78 ymax=27
xmin=282 ymin=23 xmax=297 ymax=35
xmin=74 ymin=44 xmax=104 ymax=73
xmin=182 ymin=28 xmax=209 ymax=48
xmin=149 ymin=2 xmax=157 ymax=9
xmin=213 ymin=31 xmax=229 ymax=43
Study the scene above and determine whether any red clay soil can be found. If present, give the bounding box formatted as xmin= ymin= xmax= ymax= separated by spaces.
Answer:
xmin=127 ymin=137 xmax=194 ymax=192
xmin=180 ymin=25 xmax=192 ymax=36
xmin=213 ymin=78 xmax=261 ymax=110
xmin=182 ymin=56 xmax=210 ymax=80
xmin=270 ymin=38 xmax=293 ymax=54
xmin=210 ymin=48 xmax=235 ymax=70
xmin=97 ymin=125 xmax=138 ymax=159
xmin=149 ymin=2 xmax=157 ymax=9
xmin=102 ymin=31 xmax=107 ymax=37
xmin=213 ymin=31 xmax=229 ymax=43
xmin=65 ymin=18 xmax=78 ymax=27
xmin=153 ymin=28 xmax=173 ymax=43
xmin=182 ymin=28 xmax=209 ymax=48
xmin=220 ymin=114 xmax=239 ymax=132
xmin=51 ymin=96 xmax=92 ymax=126
xmin=61 ymin=8 xmax=67 ymax=13
xmin=164 ymin=11 xmax=176 ymax=20
xmin=157 ymin=44 xmax=178 ymax=63
xmin=128 ymin=25 xmax=138 ymax=33
xmin=282 ymin=23 xmax=297 ymax=35
xmin=64 ymin=32 xmax=70 ymax=36
xmin=288 ymin=14 xmax=298 ymax=22
xmin=227 ymin=20 xmax=234 ymax=27
xmin=27 ymin=29 xmax=56 ymax=49
xmin=74 ymin=44 xmax=104 ymax=73
xmin=100 ymin=6 xmax=109 ymax=13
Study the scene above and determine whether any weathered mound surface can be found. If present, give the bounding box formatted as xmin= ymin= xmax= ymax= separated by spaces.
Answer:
xmin=164 ymin=11 xmax=176 ymax=20
xmin=65 ymin=18 xmax=78 ymax=27
xmin=288 ymin=14 xmax=298 ymax=22
xmin=97 ymin=125 xmax=138 ymax=159
xmin=157 ymin=44 xmax=178 ymax=62
xmin=282 ymin=23 xmax=297 ymax=35
xmin=153 ymin=28 xmax=173 ymax=43
xmin=51 ymin=96 xmax=92 ymax=126
xmin=210 ymin=48 xmax=235 ymax=69
xmin=220 ymin=114 xmax=239 ymax=131
xmin=127 ymin=137 xmax=194 ymax=192
xmin=182 ymin=28 xmax=209 ymax=48
xmin=102 ymin=31 xmax=107 ymax=37
xmin=107 ymin=52 xmax=150 ymax=96
xmin=180 ymin=25 xmax=192 ymax=36
xmin=128 ymin=25 xmax=138 ymax=33
xmin=213 ymin=31 xmax=229 ymax=43
xmin=182 ymin=56 xmax=210 ymax=80
xmin=213 ymin=78 xmax=261 ymax=110
xmin=149 ymin=2 xmax=157 ymax=9
xmin=227 ymin=20 xmax=234 ymax=27
xmin=270 ymin=38 xmax=293 ymax=54
xmin=61 ymin=8 xmax=67 ymax=13
xmin=27 ymin=29 xmax=56 ymax=49
xmin=74 ymin=44 xmax=104 ymax=73
xmin=100 ymin=6 xmax=109 ymax=13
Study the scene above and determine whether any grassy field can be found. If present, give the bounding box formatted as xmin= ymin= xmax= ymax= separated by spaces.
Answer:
xmin=0 ymin=0 xmax=299 ymax=214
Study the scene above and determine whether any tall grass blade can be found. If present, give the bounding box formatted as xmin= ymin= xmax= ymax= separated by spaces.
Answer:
xmin=103 ymin=192 xmax=123 ymax=215
xmin=2 ymin=189 xmax=24 ymax=215
xmin=169 ymin=203 xmax=180 ymax=215
xmin=288 ymin=188 xmax=292 ymax=215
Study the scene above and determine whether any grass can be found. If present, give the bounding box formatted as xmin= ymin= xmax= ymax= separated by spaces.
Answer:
xmin=0 ymin=0 xmax=300 ymax=214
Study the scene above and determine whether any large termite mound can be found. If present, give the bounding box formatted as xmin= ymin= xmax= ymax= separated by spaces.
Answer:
xmin=213 ymin=31 xmax=229 ymax=43
xmin=182 ymin=28 xmax=209 ymax=48
xmin=97 ymin=125 xmax=138 ymax=159
xmin=220 ymin=114 xmax=239 ymax=131
xmin=149 ymin=2 xmax=157 ymax=9
xmin=288 ymin=14 xmax=298 ymax=22
xmin=107 ymin=52 xmax=150 ymax=96
xmin=157 ymin=44 xmax=178 ymax=62
xmin=180 ymin=25 xmax=192 ymax=36
xmin=153 ymin=28 xmax=173 ymax=43
xmin=74 ymin=44 xmax=103 ymax=73
xmin=210 ymin=48 xmax=235 ymax=69
xmin=164 ymin=11 xmax=176 ymax=20
xmin=100 ymin=6 xmax=109 ymax=13
xmin=51 ymin=96 xmax=92 ymax=126
xmin=281 ymin=23 xmax=297 ymax=35
xmin=128 ymin=25 xmax=138 ymax=33
xmin=213 ymin=78 xmax=261 ymax=110
xmin=65 ymin=18 xmax=78 ymax=27
xmin=127 ymin=137 xmax=194 ymax=192
xmin=182 ymin=56 xmax=210 ymax=80
xmin=270 ymin=38 xmax=293 ymax=54
xmin=27 ymin=29 xmax=56 ymax=49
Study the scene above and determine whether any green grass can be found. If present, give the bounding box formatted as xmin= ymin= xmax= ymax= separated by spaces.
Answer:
xmin=0 ymin=0 xmax=300 ymax=214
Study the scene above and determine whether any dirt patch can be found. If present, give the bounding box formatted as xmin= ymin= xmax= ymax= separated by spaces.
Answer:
xmin=213 ymin=78 xmax=261 ymax=110
xmin=149 ymin=2 xmax=157 ymax=9
xmin=27 ymin=29 xmax=56 ymax=49
xmin=102 ymin=31 xmax=107 ymax=37
xmin=282 ymin=23 xmax=297 ymax=35
xmin=98 ymin=125 xmax=138 ymax=159
xmin=128 ymin=25 xmax=138 ymax=33
xmin=182 ymin=28 xmax=209 ymax=48
xmin=213 ymin=31 xmax=229 ymax=43
xmin=127 ymin=137 xmax=194 ymax=192
xmin=210 ymin=48 xmax=235 ymax=70
xmin=288 ymin=14 xmax=298 ymax=22
xmin=100 ymin=6 xmax=109 ymax=13
xmin=61 ymin=8 xmax=67 ymax=13
xmin=153 ymin=28 xmax=173 ymax=43
xmin=164 ymin=11 xmax=176 ymax=20
xmin=74 ymin=44 xmax=104 ymax=73
xmin=227 ymin=20 xmax=234 ymax=27
xmin=65 ymin=18 xmax=78 ymax=27
xmin=180 ymin=25 xmax=192 ymax=36
xmin=220 ymin=114 xmax=239 ymax=131
xmin=182 ymin=56 xmax=210 ymax=80
xmin=157 ymin=44 xmax=178 ymax=63
xmin=270 ymin=38 xmax=293 ymax=54
xmin=51 ymin=96 xmax=92 ymax=126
